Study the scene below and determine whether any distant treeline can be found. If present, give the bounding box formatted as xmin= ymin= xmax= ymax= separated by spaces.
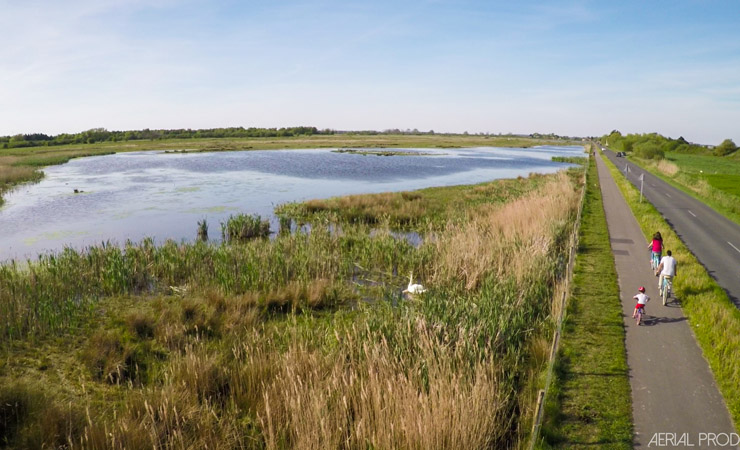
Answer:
xmin=602 ymin=130 xmax=737 ymax=159
xmin=1 ymin=127 xmax=580 ymax=149
xmin=0 ymin=126 xmax=329 ymax=149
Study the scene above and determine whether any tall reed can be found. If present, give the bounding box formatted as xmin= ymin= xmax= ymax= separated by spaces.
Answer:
xmin=221 ymin=213 xmax=270 ymax=242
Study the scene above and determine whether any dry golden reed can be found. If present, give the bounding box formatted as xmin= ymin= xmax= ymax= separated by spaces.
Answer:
xmin=257 ymin=320 xmax=507 ymax=450
xmin=433 ymin=172 xmax=578 ymax=289
xmin=656 ymin=159 xmax=679 ymax=176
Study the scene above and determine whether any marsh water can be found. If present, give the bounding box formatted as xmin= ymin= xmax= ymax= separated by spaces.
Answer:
xmin=0 ymin=146 xmax=584 ymax=261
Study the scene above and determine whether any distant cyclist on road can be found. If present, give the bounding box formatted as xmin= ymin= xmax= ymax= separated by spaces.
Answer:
xmin=648 ymin=231 xmax=663 ymax=274
xmin=656 ymin=250 xmax=677 ymax=291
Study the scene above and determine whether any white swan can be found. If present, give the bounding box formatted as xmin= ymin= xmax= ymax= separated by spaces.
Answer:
xmin=403 ymin=272 xmax=426 ymax=295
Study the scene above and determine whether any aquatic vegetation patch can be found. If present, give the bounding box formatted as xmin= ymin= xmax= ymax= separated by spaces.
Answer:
xmin=220 ymin=213 xmax=270 ymax=242
xmin=332 ymin=148 xmax=439 ymax=156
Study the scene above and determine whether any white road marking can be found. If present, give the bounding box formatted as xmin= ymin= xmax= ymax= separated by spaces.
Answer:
xmin=729 ymin=242 xmax=740 ymax=254
xmin=665 ymin=193 xmax=672 ymax=198
xmin=688 ymin=210 xmax=697 ymax=217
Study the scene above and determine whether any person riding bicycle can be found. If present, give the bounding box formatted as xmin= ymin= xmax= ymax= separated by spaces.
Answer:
xmin=632 ymin=286 xmax=650 ymax=324
xmin=648 ymin=231 xmax=663 ymax=274
xmin=656 ymin=249 xmax=677 ymax=291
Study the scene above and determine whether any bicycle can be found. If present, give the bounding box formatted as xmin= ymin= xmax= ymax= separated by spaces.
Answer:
xmin=651 ymin=252 xmax=660 ymax=274
xmin=660 ymin=275 xmax=673 ymax=306
xmin=633 ymin=286 xmax=648 ymax=325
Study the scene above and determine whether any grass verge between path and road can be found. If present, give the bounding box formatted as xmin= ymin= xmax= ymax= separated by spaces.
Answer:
xmin=602 ymin=150 xmax=740 ymax=429
xmin=626 ymin=152 xmax=740 ymax=226
xmin=538 ymin=150 xmax=632 ymax=448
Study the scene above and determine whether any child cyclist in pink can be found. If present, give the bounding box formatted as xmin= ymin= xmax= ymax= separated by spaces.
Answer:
xmin=632 ymin=286 xmax=650 ymax=325
xmin=648 ymin=232 xmax=663 ymax=275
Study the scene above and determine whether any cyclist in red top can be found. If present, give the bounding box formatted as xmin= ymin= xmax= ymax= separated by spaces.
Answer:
xmin=648 ymin=231 xmax=663 ymax=275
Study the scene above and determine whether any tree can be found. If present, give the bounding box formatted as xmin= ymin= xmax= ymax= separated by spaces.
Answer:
xmin=714 ymin=139 xmax=737 ymax=156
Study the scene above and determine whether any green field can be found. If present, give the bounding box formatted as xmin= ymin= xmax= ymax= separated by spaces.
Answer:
xmin=630 ymin=152 xmax=740 ymax=225
xmin=668 ymin=153 xmax=740 ymax=197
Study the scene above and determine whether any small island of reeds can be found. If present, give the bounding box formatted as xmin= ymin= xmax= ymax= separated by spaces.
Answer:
xmin=332 ymin=148 xmax=438 ymax=156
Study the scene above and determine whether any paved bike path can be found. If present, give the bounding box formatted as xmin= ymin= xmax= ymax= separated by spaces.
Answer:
xmin=602 ymin=148 xmax=740 ymax=308
xmin=595 ymin=152 xmax=738 ymax=449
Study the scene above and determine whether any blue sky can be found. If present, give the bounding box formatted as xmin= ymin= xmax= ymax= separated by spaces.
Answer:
xmin=2 ymin=0 xmax=739 ymax=144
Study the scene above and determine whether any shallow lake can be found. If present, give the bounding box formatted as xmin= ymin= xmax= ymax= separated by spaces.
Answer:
xmin=0 ymin=145 xmax=585 ymax=261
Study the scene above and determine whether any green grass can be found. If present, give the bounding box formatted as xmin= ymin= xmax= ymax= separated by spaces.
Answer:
xmin=705 ymin=174 xmax=740 ymax=196
xmin=603 ymin=150 xmax=740 ymax=430
xmin=551 ymin=156 xmax=587 ymax=165
xmin=539 ymin=150 xmax=632 ymax=448
xmin=668 ymin=152 xmax=740 ymax=176
xmin=630 ymin=152 xmax=740 ymax=225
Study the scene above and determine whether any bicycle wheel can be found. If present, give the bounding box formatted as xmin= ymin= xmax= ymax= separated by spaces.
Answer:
xmin=662 ymin=281 xmax=668 ymax=306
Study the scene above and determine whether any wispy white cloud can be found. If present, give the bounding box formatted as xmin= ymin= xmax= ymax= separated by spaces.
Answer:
xmin=1 ymin=0 xmax=739 ymax=144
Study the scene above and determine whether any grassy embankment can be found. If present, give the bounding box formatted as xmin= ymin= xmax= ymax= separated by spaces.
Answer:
xmin=538 ymin=149 xmax=632 ymax=448
xmin=0 ymin=134 xmax=579 ymax=206
xmin=0 ymin=164 xmax=584 ymax=448
xmin=627 ymin=152 xmax=740 ymax=225
xmin=602 ymin=151 xmax=740 ymax=429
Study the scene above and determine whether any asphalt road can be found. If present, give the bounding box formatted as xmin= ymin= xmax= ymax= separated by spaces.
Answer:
xmin=602 ymin=148 xmax=740 ymax=307
xmin=595 ymin=153 xmax=738 ymax=449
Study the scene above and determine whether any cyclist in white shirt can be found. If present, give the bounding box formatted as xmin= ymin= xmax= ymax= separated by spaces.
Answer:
xmin=656 ymin=250 xmax=677 ymax=290
xmin=632 ymin=286 xmax=650 ymax=325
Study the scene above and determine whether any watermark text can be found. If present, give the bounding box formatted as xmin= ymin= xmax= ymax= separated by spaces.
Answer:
xmin=648 ymin=432 xmax=740 ymax=447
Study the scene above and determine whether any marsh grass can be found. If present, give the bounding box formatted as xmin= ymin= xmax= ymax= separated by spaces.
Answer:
xmin=0 ymin=165 xmax=43 ymax=206
xmin=290 ymin=191 xmax=430 ymax=228
xmin=0 ymin=379 xmax=85 ymax=448
xmin=277 ymin=172 xmax=560 ymax=230
xmin=332 ymin=148 xmax=437 ymax=156
xmin=0 ymin=167 xmax=585 ymax=448
xmin=197 ymin=218 xmax=208 ymax=241
xmin=551 ymin=156 xmax=587 ymax=165
xmin=603 ymin=151 xmax=740 ymax=429
xmin=221 ymin=214 xmax=270 ymax=242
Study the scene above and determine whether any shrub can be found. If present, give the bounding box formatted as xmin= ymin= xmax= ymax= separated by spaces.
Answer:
xmin=634 ymin=142 xmax=664 ymax=160
xmin=714 ymin=139 xmax=738 ymax=157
